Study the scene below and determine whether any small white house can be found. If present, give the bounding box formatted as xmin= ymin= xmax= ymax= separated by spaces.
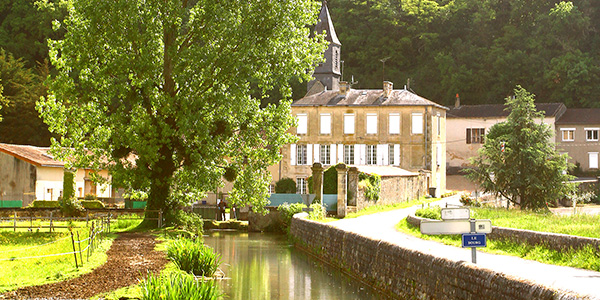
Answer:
xmin=0 ymin=143 xmax=112 ymax=207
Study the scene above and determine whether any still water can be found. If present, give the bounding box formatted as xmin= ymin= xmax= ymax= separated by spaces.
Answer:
xmin=203 ymin=230 xmax=388 ymax=300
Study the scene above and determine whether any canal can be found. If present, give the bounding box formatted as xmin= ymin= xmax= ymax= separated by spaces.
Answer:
xmin=203 ymin=230 xmax=388 ymax=300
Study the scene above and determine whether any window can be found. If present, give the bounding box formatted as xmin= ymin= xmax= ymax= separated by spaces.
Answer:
xmin=388 ymin=144 xmax=395 ymax=165
xmin=268 ymin=184 xmax=275 ymax=194
xmin=389 ymin=113 xmax=400 ymax=134
xmin=561 ymin=128 xmax=575 ymax=141
xmin=366 ymin=113 xmax=377 ymax=134
xmin=320 ymin=113 xmax=331 ymax=134
xmin=296 ymin=178 xmax=307 ymax=194
xmin=590 ymin=152 xmax=599 ymax=169
xmin=366 ymin=145 xmax=377 ymax=165
xmin=411 ymin=113 xmax=423 ymax=134
xmin=320 ymin=145 xmax=331 ymax=164
xmin=344 ymin=114 xmax=355 ymax=134
xmin=344 ymin=145 xmax=354 ymax=165
xmin=466 ymin=128 xmax=485 ymax=144
xmin=297 ymin=144 xmax=307 ymax=165
xmin=586 ymin=128 xmax=599 ymax=141
xmin=296 ymin=114 xmax=307 ymax=135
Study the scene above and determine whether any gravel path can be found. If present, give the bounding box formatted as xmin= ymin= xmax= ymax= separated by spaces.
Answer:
xmin=2 ymin=232 xmax=168 ymax=300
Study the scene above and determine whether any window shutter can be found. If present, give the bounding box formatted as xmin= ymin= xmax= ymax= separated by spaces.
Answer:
xmin=337 ymin=144 xmax=344 ymax=163
xmin=357 ymin=144 xmax=366 ymax=165
xmin=466 ymin=129 xmax=471 ymax=144
xmin=290 ymin=144 xmax=296 ymax=166
xmin=389 ymin=113 xmax=400 ymax=134
xmin=306 ymin=144 xmax=313 ymax=165
xmin=590 ymin=153 xmax=599 ymax=169
xmin=314 ymin=144 xmax=320 ymax=163
xmin=394 ymin=144 xmax=400 ymax=166
xmin=330 ymin=144 xmax=336 ymax=165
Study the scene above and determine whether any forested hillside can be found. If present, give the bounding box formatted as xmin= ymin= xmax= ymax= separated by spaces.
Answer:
xmin=327 ymin=0 xmax=600 ymax=108
xmin=0 ymin=0 xmax=599 ymax=146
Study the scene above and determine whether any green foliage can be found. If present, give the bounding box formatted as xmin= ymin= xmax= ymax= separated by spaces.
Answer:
xmin=83 ymin=193 xmax=97 ymax=200
xmin=112 ymin=214 xmax=143 ymax=232
xmin=274 ymin=178 xmax=297 ymax=194
xmin=80 ymin=200 xmax=105 ymax=209
xmin=358 ymin=172 xmax=381 ymax=201
xmin=63 ymin=170 xmax=75 ymax=201
xmin=29 ymin=200 xmax=60 ymax=208
xmin=308 ymin=203 xmax=325 ymax=220
xmin=467 ymin=86 xmax=576 ymax=210
xmin=277 ymin=202 xmax=306 ymax=232
xmin=459 ymin=194 xmax=481 ymax=207
xmin=123 ymin=190 xmax=148 ymax=201
xmin=307 ymin=164 xmax=343 ymax=195
xmin=0 ymin=49 xmax=52 ymax=146
xmin=141 ymin=272 xmax=221 ymax=300
xmin=167 ymin=238 xmax=221 ymax=277
xmin=39 ymin=0 xmax=327 ymax=224
xmin=165 ymin=211 xmax=204 ymax=236
xmin=415 ymin=205 xmax=442 ymax=220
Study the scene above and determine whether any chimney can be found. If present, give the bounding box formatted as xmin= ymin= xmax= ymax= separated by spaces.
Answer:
xmin=383 ymin=81 xmax=393 ymax=98
xmin=339 ymin=81 xmax=350 ymax=95
xmin=455 ymin=93 xmax=460 ymax=108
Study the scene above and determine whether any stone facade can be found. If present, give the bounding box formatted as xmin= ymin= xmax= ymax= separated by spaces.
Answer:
xmin=291 ymin=215 xmax=584 ymax=300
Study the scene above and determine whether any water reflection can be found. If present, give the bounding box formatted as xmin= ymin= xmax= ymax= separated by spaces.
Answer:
xmin=203 ymin=230 xmax=386 ymax=300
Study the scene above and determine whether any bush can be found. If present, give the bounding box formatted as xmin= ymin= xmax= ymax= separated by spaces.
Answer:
xmin=165 ymin=210 xmax=204 ymax=236
xmin=277 ymin=202 xmax=306 ymax=232
xmin=84 ymin=193 xmax=97 ymax=200
xmin=141 ymin=272 xmax=221 ymax=300
xmin=60 ymin=196 xmax=84 ymax=217
xmin=167 ymin=238 xmax=221 ymax=277
xmin=359 ymin=172 xmax=381 ymax=201
xmin=307 ymin=163 xmax=343 ymax=194
xmin=459 ymin=194 xmax=481 ymax=207
xmin=308 ymin=203 xmax=325 ymax=220
xmin=274 ymin=178 xmax=296 ymax=194
xmin=81 ymin=200 xmax=105 ymax=209
xmin=415 ymin=205 xmax=442 ymax=220
xmin=29 ymin=200 xmax=60 ymax=208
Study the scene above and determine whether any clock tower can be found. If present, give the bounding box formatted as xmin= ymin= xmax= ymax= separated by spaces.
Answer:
xmin=308 ymin=2 xmax=341 ymax=93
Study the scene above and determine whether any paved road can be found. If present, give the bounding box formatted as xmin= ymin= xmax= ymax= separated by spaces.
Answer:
xmin=329 ymin=196 xmax=600 ymax=299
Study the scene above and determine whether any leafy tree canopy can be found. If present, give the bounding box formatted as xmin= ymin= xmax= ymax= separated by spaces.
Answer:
xmin=39 ymin=0 xmax=327 ymax=223
xmin=466 ymin=86 xmax=576 ymax=210
xmin=0 ymin=49 xmax=52 ymax=146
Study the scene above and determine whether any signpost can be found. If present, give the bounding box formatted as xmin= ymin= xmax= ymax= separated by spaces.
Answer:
xmin=419 ymin=207 xmax=492 ymax=264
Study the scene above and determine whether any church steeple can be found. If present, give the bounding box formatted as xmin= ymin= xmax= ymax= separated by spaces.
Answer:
xmin=308 ymin=1 xmax=342 ymax=93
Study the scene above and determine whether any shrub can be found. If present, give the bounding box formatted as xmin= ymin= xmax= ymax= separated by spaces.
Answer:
xmin=359 ymin=172 xmax=381 ymax=201
xmin=415 ymin=205 xmax=442 ymax=220
xmin=167 ymin=238 xmax=221 ymax=277
xmin=165 ymin=210 xmax=204 ymax=236
xmin=29 ymin=200 xmax=60 ymax=208
xmin=459 ymin=194 xmax=481 ymax=207
xmin=84 ymin=193 xmax=97 ymax=200
xmin=277 ymin=202 xmax=306 ymax=232
xmin=81 ymin=200 xmax=105 ymax=209
xmin=307 ymin=163 xmax=343 ymax=194
xmin=60 ymin=196 xmax=84 ymax=217
xmin=141 ymin=272 xmax=221 ymax=300
xmin=308 ymin=203 xmax=325 ymax=220
xmin=274 ymin=178 xmax=296 ymax=194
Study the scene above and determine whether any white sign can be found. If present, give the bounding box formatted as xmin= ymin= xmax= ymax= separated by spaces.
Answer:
xmin=441 ymin=208 xmax=470 ymax=220
xmin=420 ymin=219 xmax=492 ymax=235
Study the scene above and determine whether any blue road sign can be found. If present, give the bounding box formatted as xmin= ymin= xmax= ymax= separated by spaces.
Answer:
xmin=462 ymin=233 xmax=487 ymax=248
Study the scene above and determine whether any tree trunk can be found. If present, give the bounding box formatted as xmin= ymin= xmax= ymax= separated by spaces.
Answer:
xmin=143 ymin=144 xmax=176 ymax=227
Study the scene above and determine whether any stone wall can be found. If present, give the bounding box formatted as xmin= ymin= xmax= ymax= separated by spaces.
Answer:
xmin=356 ymin=174 xmax=427 ymax=211
xmin=408 ymin=214 xmax=600 ymax=252
xmin=291 ymin=215 xmax=583 ymax=300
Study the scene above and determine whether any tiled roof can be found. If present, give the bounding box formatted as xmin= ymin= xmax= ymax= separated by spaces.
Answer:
xmin=447 ymin=103 xmax=566 ymax=119
xmin=292 ymin=89 xmax=448 ymax=110
xmin=0 ymin=143 xmax=65 ymax=167
xmin=556 ymin=108 xmax=600 ymax=125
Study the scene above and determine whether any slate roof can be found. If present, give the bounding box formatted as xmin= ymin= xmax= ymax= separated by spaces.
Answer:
xmin=314 ymin=3 xmax=340 ymax=45
xmin=0 ymin=143 xmax=64 ymax=167
xmin=292 ymin=89 xmax=448 ymax=110
xmin=447 ymin=103 xmax=566 ymax=119
xmin=556 ymin=108 xmax=600 ymax=125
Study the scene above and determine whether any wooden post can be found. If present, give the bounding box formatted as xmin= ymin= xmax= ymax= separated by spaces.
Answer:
xmin=70 ymin=231 xmax=78 ymax=268
xmin=86 ymin=211 xmax=89 ymax=228
xmin=49 ymin=212 xmax=53 ymax=233
xmin=13 ymin=212 xmax=17 ymax=232
xmin=158 ymin=210 xmax=163 ymax=228
xmin=77 ymin=232 xmax=83 ymax=266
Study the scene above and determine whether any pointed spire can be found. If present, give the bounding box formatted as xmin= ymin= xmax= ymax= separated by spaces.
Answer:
xmin=315 ymin=1 xmax=341 ymax=46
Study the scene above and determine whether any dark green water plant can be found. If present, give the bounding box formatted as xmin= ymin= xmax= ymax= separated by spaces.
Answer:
xmin=141 ymin=272 xmax=221 ymax=300
xmin=167 ymin=238 xmax=221 ymax=277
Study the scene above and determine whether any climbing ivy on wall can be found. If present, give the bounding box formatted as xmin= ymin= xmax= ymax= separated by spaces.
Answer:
xmin=359 ymin=173 xmax=381 ymax=202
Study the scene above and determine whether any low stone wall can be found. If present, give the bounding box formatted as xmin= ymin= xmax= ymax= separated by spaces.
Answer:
xmin=291 ymin=215 xmax=584 ymax=300
xmin=356 ymin=174 xmax=427 ymax=211
xmin=248 ymin=207 xmax=284 ymax=232
xmin=407 ymin=214 xmax=600 ymax=252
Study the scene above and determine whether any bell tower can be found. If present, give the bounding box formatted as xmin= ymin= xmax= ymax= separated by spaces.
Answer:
xmin=308 ymin=1 xmax=341 ymax=93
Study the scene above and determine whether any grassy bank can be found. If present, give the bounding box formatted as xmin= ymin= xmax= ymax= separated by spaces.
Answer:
xmin=396 ymin=206 xmax=600 ymax=271
xmin=321 ymin=197 xmax=441 ymax=222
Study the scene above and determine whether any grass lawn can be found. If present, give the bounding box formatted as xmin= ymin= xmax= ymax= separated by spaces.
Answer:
xmin=0 ymin=227 xmax=115 ymax=293
xmin=396 ymin=206 xmax=600 ymax=271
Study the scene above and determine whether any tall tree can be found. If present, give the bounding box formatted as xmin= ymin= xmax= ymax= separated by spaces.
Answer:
xmin=467 ymin=86 xmax=575 ymax=210
xmin=39 ymin=0 xmax=326 ymax=224
xmin=0 ymin=49 xmax=52 ymax=146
